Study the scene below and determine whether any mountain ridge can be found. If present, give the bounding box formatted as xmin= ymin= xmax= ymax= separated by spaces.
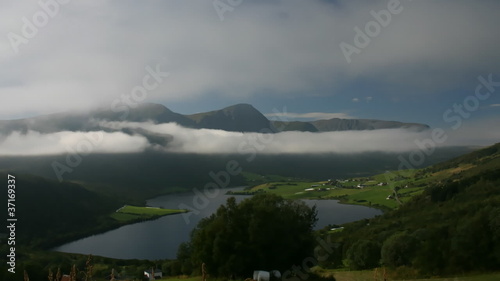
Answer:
xmin=0 ymin=102 xmax=429 ymax=134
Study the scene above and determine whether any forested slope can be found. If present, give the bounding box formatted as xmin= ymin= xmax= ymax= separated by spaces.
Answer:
xmin=318 ymin=143 xmax=500 ymax=277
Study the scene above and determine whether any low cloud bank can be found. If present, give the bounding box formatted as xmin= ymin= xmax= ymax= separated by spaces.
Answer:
xmin=100 ymin=121 xmax=437 ymax=154
xmin=0 ymin=130 xmax=149 ymax=156
xmin=0 ymin=120 xmax=496 ymax=156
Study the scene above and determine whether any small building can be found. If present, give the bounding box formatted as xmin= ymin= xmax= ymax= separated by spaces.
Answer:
xmin=253 ymin=270 xmax=270 ymax=281
xmin=330 ymin=226 xmax=344 ymax=231
xmin=144 ymin=268 xmax=162 ymax=280
xmin=253 ymin=270 xmax=281 ymax=281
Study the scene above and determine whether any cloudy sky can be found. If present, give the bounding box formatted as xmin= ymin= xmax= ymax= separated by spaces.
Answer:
xmin=1 ymin=0 xmax=499 ymax=130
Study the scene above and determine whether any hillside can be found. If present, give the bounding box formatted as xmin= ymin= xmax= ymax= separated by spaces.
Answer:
xmin=0 ymin=172 xmax=123 ymax=249
xmin=232 ymin=144 xmax=498 ymax=210
xmin=313 ymin=143 xmax=500 ymax=277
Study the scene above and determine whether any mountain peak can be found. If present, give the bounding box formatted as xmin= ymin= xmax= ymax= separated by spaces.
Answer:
xmin=187 ymin=103 xmax=273 ymax=132
xmin=222 ymin=103 xmax=256 ymax=110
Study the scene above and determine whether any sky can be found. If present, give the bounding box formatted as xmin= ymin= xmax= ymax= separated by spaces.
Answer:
xmin=1 ymin=0 xmax=499 ymax=140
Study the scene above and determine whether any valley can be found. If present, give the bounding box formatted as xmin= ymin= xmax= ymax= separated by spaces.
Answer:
xmin=1 ymin=143 xmax=499 ymax=280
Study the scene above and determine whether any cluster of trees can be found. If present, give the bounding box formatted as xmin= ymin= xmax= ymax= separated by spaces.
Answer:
xmin=317 ymin=168 xmax=500 ymax=277
xmin=172 ymin=193 xmax=319 ymax=279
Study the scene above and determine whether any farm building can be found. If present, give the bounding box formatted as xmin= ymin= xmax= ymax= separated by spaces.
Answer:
xmin=253 ymin=270 xmax=281 ymax=281
xmin=144 ymin=268 xmax=162 ymax=280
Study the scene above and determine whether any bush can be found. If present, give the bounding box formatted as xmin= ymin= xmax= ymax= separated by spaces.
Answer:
xmin=346 ymin=240 xmax=380 ymax=270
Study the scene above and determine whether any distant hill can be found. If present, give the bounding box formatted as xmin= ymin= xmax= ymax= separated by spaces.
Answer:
xmin=274 ymin=118 xmax=429 ymax=132
xmin=273 ymin=121 xmax=319 ymax=132
xmin=0 ymin=102 xmax=429 ymax=135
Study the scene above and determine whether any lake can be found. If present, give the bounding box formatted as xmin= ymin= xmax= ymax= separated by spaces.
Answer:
xmin=53 ymin=187 xmax=382 ymax=260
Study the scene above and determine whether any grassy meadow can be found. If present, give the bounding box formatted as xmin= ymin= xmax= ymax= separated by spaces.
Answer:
xmin=234 ymin=159 xmax=494 ymax=211
xmin=110 ymin=205 xmax=188 ymax=223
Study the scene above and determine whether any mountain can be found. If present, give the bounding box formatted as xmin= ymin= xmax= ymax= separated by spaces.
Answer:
xmin=0 ymin=103 xmax=195 ymax=135
xmin=0 ymin=102 xmax=429 ymax=135
xmin=92 ymin=102 xmax=196 ymax=127
xmin=187 ymin=103 xmax=274 ymax=132
xmin=273 ymin=121 xmax=319 ymax=132
xmin=274 ymin=118 xmax=429 ymax=132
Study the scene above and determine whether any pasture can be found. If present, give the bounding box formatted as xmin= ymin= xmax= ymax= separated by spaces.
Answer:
xmin=110 ymin=205 xmax=187 ymax=222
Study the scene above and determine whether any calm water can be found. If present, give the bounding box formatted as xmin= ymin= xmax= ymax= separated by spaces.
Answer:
xmin=53 ymin=187 xmax=382 ymax=260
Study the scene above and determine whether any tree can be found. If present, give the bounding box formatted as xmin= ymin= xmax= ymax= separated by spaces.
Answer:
xmin=177 ymin=242 xmax=194 ymax=275
xmin=188 ymin=193 xmax=318 ymax=278
xmin=346 ymin=240 xmax=380 ymax=270
xmin=381 ymin=232 xmax=417 ymax=268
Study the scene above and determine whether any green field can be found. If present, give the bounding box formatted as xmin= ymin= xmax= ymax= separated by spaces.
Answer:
xmin=110 ymin=205 xmax=188 ymax=222
xmin=232 ymin=161 xmax=491 ymax=211
xmin=230 ymin=176 xmax=406 ymax=210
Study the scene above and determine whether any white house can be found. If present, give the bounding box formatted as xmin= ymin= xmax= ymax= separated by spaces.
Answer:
xmin=144 ymin=268 xmax=162 ymax=280
xmin=253 ymin=270 xmax=270 ymax=281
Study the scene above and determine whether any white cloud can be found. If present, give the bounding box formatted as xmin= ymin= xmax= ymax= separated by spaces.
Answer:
xmin=1 ymin=0 xmax=499 ymax=118
xmin=1 ymin=117 xmax=498 ymax=156
xmin=0 ymin=130 xmax=149 ymax=156
xmin=99 ymin=121 xmax=436 ymax=154
xmin=352 ymin=98 xmax=360 ymax=103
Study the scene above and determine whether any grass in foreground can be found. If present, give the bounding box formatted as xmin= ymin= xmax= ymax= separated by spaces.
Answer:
xmin=319 ymin=269 xmax=500 ymax=281
xmin=161 ymin=272 xmax=500 ymax=281
xmin=164 ymin=276 xmax=202 ymax=281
